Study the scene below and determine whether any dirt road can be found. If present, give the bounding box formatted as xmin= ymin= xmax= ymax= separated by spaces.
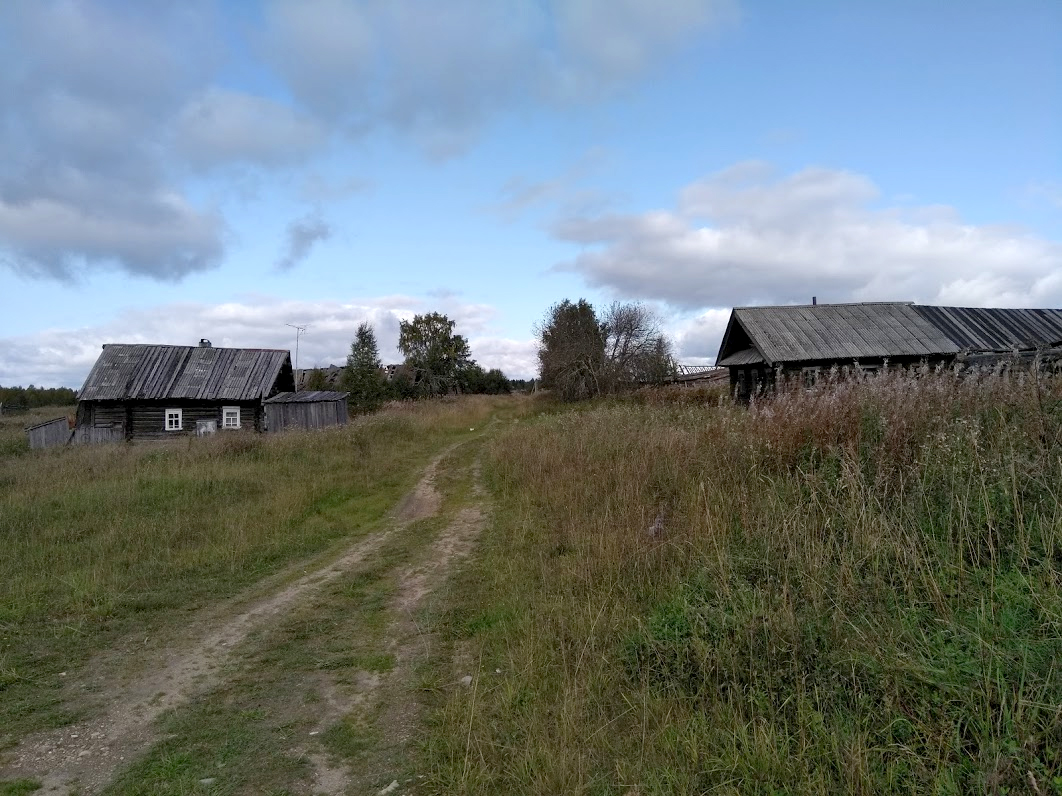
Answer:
xmin=1 ymin=442 xmax=488 ymax=794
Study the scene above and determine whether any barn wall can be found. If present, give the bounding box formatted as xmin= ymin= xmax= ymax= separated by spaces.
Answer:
xmin=264 ymin=400 xmax=348 ymax=432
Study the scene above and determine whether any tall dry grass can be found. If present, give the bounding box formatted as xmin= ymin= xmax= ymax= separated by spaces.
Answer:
xmin=427 ymin=370 xmax=1062 ymax=794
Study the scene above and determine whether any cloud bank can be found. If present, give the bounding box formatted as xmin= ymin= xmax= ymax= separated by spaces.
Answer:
xmin=555 ymin=162 xmax=1062 ymax=309
xmin=0 ymin=0 xmax=732 ymax=281
xmin=0 ymin=295 xmax=538 ymax=387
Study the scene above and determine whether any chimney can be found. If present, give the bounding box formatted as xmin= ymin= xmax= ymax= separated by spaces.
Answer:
xmin=812 ymin=296 xmax=817 ymax=306
xmin=199 ymin=338 xmax=212 ymax=348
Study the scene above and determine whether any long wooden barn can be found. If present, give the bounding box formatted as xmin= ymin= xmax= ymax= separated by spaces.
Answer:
xmin=716 ymin=302 xmax=1062 ymax=400
xmin=76 ymin=340 xmax=296 ymax=441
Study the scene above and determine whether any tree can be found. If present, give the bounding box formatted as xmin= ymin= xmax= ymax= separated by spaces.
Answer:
xmin=536 ymin=299 xmax=675 ymax=400
xmin=600 ymin=301 xmax=675 ymax=388
xmin=536 ymin=299 xmax=606 ymax=401
xmin=302 ymin=368 xmax=330 ymax=390
xmin=398 ymin=312 xmax=472 ymax=396
xmin=341 ymin=322 xmax=387 ymax=413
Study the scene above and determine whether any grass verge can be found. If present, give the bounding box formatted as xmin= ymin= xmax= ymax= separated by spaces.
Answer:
xmin=424 ymin=371 xmax=1062 ymax=794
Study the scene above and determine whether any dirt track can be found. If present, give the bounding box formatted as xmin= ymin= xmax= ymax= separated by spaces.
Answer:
xmin=0 ymin=444 xmax=486 ymax=794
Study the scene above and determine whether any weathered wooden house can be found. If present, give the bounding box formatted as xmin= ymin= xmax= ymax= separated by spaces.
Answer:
xmin=263 ymin=391 xmax=349 ymax=432
xmin=76 ymin=341 xmax=296 ymax=440
xmin=716 ymin=302 xmax=1062 ymax=400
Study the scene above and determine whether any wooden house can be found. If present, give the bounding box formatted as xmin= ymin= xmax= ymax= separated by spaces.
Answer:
xmin=76 ymin=341 xmax=295 ymax=440
xmin=716 ymin=302 xmax=1062 ymax=400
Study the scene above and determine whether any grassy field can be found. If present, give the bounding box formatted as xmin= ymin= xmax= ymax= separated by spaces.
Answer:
xmin=6 ymin=375 xmax=1062 ymax=794
xmin=425 ymin=370 xmax=1062 ymax=795
xmin=0 ymin=397 xmax=505 ymax=749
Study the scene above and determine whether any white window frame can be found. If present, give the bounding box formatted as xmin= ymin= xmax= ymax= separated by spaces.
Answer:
xmin=222 ymin=406 xmax=241 ymax=429
xmin=165 ymin=408 xmax=183 ymax=431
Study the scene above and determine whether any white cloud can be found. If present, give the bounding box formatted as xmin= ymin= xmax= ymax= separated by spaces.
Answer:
xmin=175 ymin=88 xmax=326 ymax=170
xmin=261 ymin=0 xmax=734 ymax=154
xmin=554 ymin=161 xmax=1062 ymax=309
xmin=0 ymin=295 xmax=535 ymax=387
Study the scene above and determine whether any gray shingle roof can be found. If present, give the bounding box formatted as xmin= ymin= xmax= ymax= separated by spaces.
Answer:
xmin=717 ymin=303 xmax=1062 ymax=367
xmin=263 ymin=391 xmax=349 ymax=404
xmin=78 ymin=344 xmax=293 ymax=401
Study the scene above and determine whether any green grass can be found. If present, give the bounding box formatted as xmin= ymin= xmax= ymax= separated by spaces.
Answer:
xmin=101 ymin=441 xmax=486 ymax=795
xmin=422 ymin=371 xmax=1062 ymax=794
xmin=0 ymin=396 xmax=509 ymax=745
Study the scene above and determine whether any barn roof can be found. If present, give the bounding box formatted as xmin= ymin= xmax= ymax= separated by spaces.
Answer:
xmin=716 ymin=303 xmax=1062 ymax=367
xmin=78 ymin=344 xmax=293 ymax=401
xmin=263 ymin=391 xmax=349 ymax=403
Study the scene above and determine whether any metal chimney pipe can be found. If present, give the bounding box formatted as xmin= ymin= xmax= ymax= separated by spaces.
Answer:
xmin=812 ymin=296 xmax=817 ymax=305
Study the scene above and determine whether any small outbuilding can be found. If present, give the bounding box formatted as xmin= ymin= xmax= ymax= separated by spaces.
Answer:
xmin=262 ymin=391 xmax=349 ymax=432
xmin=716 ymin=302 xmax=1062 ymax=400
xmin=26 ymin=417 xmax=73 ymax=450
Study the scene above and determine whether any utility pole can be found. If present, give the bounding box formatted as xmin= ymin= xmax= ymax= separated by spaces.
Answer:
xmin=286 ymin=323 xmax=307 ymax=391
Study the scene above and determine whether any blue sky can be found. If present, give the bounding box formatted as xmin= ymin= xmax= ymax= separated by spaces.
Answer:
xmin=1 ymin=0 xmax=1059 ymax=386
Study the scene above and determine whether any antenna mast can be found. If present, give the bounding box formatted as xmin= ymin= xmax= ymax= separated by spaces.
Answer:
xmin=285 ymin=323 xmax=308 ymax=391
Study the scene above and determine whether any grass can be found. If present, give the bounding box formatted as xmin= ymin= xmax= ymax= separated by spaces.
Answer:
xmin=0 ymin=396 xmax=507 ymax=745
xmin=423 ymin=369 xmax=1062 ymax=795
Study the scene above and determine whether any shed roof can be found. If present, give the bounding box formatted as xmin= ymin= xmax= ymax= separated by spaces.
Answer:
xmin=716 ymin=303 xmax=1062 ymax=367
xmin=263 ymin=391 xmax=349 ymax=404
xmin=78 ymin=344 xmax=293 ymax=402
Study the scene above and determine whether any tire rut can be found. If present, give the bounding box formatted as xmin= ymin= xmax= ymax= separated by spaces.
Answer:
xmin=0 ymin=448 xmax=454 ymax=795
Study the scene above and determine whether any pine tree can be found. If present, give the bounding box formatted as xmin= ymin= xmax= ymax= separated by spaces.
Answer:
xmin=341 ymin=322 xmax=386 ymax=414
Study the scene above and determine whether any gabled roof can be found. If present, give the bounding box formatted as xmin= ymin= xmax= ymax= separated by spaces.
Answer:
xmin=264 ymin=391 xmax=349 ymax=404
xmin=716 ymin=303 xmax=1062 ymax=367
xmin=78 ymin=344 xmax=294 ymax=402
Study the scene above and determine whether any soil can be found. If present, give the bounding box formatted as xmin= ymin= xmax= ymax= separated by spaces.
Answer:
xmin=0 ymin=446 xmax=481 ymax=795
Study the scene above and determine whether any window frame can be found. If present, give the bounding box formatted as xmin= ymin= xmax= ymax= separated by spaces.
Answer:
xmin=802 ymin=367 xmax=820 ymax=390
xmin=165 ymin=408 xmax=183 ymax=431
xmin=222 ymin=406 xmax=241 ymax=430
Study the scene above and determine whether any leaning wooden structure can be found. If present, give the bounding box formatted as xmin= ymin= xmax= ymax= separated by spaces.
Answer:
xmin=716 ymin=303 xmax=1062 ymax=401
xmin=263 ymin=391 xmax=349 ymax=432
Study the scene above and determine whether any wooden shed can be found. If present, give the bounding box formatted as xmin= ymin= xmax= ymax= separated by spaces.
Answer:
xmin=76 ymin=341 xmax=295 ymax=441
xmin=716 ymin=302 xmax=1062 ymax=400
xmin=263 ymin=391 xmax=349 ymax=432
xmin=26 ymin=417 xmax=73 ymax=450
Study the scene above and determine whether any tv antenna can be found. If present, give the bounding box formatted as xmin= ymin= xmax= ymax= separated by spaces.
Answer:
xmin=286 ymin=323 xmax=308 ymax=391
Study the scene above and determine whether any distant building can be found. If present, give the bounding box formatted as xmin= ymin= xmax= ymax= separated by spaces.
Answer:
xmin=716 ymin=302 xmax=1062 ymax=400
xmin=72 ymin=341 xmax=348 ymax=444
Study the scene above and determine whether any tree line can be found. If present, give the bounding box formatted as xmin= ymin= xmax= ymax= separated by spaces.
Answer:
xmin=334 ymin=311 xmax=513 ymax=414
xmin=0 ymin=384 xmax=78 ymax=411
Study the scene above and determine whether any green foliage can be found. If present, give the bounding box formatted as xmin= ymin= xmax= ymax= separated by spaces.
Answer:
xmin=398 ymin=312 xmax=472 ymax=397
xmin=0 ymin=385 xmax=77 ymax=411
xmin=537 ymin=298 xmax=675 ymax=400
xmin=341 ymin=322 xmax=387 ymax=413
xmin=536 ymin=298 xmax=605 ymax=401
xmin=302 ymin=367 xmax=330 ymax=390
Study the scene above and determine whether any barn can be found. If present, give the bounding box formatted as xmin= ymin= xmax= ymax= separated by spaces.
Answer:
xmin=75 ymin=340 xmax=296 ymax=441
xmin=716 ymin=302 xmax=1062 ymax=401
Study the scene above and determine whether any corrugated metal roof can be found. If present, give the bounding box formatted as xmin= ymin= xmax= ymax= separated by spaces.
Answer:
xmin=263 ymin=391 xmax=349 ymax=404
xmin=912 ymin=306 xmax=1062 ymax=351
xmin=716 ymin=302 xmax=1062 ymax=367
xmin=79 ymin=344 xmax=293 ymax=401
xmin=724 ymin=303 xmax=957 ymax=364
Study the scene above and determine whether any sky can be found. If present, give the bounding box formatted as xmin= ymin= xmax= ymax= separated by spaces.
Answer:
xmin=1 ymin=0 xmax=1059 ymax=387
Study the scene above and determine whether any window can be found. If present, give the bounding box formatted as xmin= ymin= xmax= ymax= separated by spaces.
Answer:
xmin=165 ymin=408 xmax=183 ymax=431
xmin=222 ymin=406 xmax=240 ymax=429
xmin=802 ymin=367 xmax=819 ymax=390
